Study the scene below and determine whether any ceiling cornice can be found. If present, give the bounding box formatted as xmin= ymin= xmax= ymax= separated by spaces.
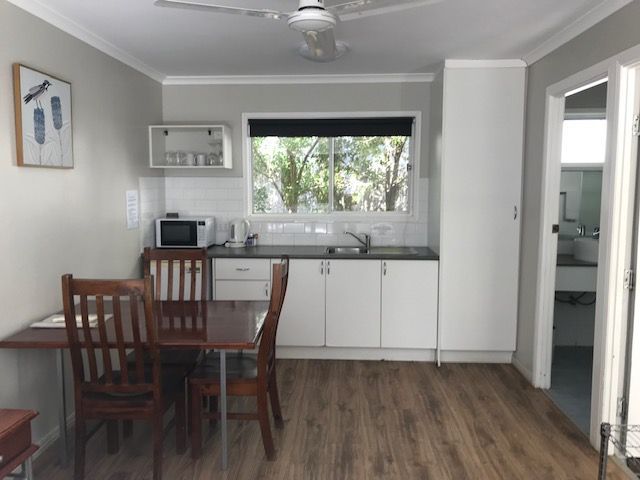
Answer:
xmin=444 ymin=59 xmax=527 ymax=69
xmin=162 ymin=73 xmax=436 ymax=86
xmin=522 ymin=0 xmax=634 ymax=65
xmin=6 ymin=0 xmax=165 ymax=83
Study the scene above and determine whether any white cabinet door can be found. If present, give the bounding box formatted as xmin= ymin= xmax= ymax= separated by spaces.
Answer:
xmin=274 ymin=259 xmax=326 ymax=347
xmin=439 ymin=66 xmax=525 ymax=351
xmin=381 ymin=260 xmax=438 ymax=349
xmin=325 ymin=260 xmax=381 ymax=348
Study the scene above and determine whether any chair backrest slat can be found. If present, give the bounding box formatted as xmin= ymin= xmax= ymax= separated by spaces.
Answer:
xmin=143 ymin=247 xmax=208 ymax=301
xmin=129 ymin=294 xmax=146 ymax=384
xmin=61 ymin=274 xmax=159 ymax=397
xmin=95 ymin=295 xmax=113 ymax=384
xmin=190 ymin=259 xmax=197 ymax=301
xmin=167 ymin=260 xmax=174 ymax=301
xmin=112 ymin=296 xmax=128 ymax=384
xmin=79 ymin=295 xmax=98 ymax=381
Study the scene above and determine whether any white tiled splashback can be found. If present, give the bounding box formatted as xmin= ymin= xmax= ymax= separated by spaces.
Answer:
xmin=138 ymin=177 xmax=166 ymax=249
xmin=139 ymin=177 xmax=429 ymax=248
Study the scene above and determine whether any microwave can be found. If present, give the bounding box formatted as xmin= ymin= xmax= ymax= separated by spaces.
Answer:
xmin=155 ymin=217 xmax=215 ymax=249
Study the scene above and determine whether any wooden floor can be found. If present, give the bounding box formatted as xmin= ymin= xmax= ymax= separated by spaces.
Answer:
xmin=35 ymin=360 xmax=627 ymax=479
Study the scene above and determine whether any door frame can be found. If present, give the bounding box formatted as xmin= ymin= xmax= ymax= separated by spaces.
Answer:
xmin=532 ymin=44 xmax=640 ymax=447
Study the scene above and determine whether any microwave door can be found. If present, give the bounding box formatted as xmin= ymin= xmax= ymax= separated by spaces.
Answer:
xmin=161 ymin=221 xmax=197 ymax=247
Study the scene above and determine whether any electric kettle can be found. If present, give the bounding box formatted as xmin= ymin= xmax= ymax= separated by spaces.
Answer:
xmin=228 ymin=218 xmax=250 ymax=248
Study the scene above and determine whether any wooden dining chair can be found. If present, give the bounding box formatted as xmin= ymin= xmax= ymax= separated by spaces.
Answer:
xmin=188 ymin=257 xmax=289 ymax=460
xmin=61 ymin=274 xmax=186 ymax=480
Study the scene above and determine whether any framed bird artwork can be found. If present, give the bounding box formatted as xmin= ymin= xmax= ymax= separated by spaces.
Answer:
xmin=12 ymin=63 xmax=74 ymax=168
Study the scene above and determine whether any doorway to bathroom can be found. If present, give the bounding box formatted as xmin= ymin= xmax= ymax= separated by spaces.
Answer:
xmin=549 ymin=80 xmax=607 ymax=434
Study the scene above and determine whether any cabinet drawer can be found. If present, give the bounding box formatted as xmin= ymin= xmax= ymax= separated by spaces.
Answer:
xmin=215 ymin=259 xmax=271 ymax=280
xmin=215 ymin=280 xmax=271 ymax=301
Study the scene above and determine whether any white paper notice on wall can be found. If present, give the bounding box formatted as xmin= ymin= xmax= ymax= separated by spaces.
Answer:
xmin=126 ymin=190 xmax=139 ymax=230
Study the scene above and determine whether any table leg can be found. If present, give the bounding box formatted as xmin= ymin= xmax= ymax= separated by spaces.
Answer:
xmin=219 ymin=350 xmax=228 ymax=470
xmin=56 ymin=348 xmax=69 ymax=467
xmin=23 ymin=457 xmax=34 ymax=480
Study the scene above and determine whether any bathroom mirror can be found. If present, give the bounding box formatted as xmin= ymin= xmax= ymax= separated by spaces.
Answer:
xmin=558 ymin=168 xmax=602 ymax=239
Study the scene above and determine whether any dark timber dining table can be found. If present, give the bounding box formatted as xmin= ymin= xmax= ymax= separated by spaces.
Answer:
xmin=0 ymin=300 xmax=269 ymax=471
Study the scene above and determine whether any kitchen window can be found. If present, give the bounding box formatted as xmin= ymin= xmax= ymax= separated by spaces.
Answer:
xmin=246 ymin=115 xmax=417 ymax=216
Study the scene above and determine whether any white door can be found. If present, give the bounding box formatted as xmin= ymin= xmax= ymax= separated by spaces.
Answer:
xmin=381 ymin=260 xmax=438 ymax=349
xmin=275 ymin=259 xmax=326 ymax=347
xmin=439 ymin=66 xmax=525 ymax=351
xmin=325 ymin=260 xmax=381 ymax=348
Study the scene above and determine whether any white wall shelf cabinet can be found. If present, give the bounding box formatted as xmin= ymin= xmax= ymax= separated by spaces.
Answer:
xmin=273 ymin=259 xmax=326 ymax=347
xmin=148 ymin=124 xmax=232 ymax=169
xmin=381 ymin=260 xmax=438 ymax=349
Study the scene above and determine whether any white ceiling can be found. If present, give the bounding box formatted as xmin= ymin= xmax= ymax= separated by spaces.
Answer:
xmin=9 ymin=0 xmax=630 ymax=79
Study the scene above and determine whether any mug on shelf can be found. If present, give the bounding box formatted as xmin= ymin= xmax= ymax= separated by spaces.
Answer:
xmin=184 ymin=152 xmax=196 ymax=166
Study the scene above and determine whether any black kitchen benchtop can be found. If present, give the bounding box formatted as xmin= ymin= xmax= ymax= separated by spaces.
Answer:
xmin=207 ymin=245 xmax=439 ymax=261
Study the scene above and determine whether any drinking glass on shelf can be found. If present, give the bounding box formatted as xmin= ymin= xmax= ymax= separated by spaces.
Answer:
xmin=177 ymin=151 xmax=186 ymax=165
xmin=165 ymin=151 xmax=176 ymax=166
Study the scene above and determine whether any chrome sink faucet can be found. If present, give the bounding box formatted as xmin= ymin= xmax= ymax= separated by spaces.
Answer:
xmin=344 ymin=231 xmax=371 ymax=250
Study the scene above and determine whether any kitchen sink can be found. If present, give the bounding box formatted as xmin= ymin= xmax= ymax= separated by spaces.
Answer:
xmin=325 ymin=246 xmax=369 ymax=255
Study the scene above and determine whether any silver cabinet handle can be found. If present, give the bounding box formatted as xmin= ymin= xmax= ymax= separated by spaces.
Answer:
xmin=514 ymin=205 xmax=518 ymax=220
xmin=236 ymin=267 xmax=250 ymax=272
xmin=265 ymin=283 xmax=269 ymax=298
xmin=320 ymin=260 xmax=324 ymax=275
xmin=383 ymin=262 xmax=387 ymax=276
xmin=327 ymin=261 xmax=330 ymax=275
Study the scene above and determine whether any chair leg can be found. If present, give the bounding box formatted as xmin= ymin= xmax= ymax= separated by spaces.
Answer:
xmin=74 ymin=418 xmax=87 ymax=480
xmin=257 ymin=389 xmax=275 ymax=461
xmin=269 ymin=369 xmax=284 ymax=429
xmin=175 ymin=391 xmax=187 ymax=455
xmin=152 ymin=413 xmax=164 ymax=480
xmin=123 ymin=420 xmax=133 ymax=438
xmin=190 ymin=385 xmax=203 ymax=459
xmin=106 ymin=420 xmax=119 ymax=454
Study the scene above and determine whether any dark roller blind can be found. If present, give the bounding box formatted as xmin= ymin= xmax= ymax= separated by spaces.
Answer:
xmin=248 ymin=117 xmax=414 ymax=137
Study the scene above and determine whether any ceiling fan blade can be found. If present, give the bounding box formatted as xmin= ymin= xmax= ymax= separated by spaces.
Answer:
xmin=154 ymin=0 xmax=287 ymax=20
xmin=328 ymin=0 xmax=442 ymax=21
xmin=302 ymin=29 xmax=338 ymax=61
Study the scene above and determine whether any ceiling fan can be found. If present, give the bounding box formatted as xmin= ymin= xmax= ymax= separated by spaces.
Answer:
xmin=154 ymin=0 xmax=440 ymax=62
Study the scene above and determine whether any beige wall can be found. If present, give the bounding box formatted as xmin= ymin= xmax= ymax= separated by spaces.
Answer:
xmin=515 ymin=2 xmax=640 ymax=374
xmin=0 ymin=0 xmax=162 ymax=444
xmin=162 ymin=82 xmax=431 ymax=178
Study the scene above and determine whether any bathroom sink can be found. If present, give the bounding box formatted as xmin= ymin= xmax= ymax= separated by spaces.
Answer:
xmin=573 ymin=237 xmax=599 ymax=264
xmin=325 ymin=246 xmax=369 ymax=255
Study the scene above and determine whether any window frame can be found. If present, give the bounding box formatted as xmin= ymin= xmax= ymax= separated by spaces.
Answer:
xmin=242 ymin=111 xmax=422 ymax=220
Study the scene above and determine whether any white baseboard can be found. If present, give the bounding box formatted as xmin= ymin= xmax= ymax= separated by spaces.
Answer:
xmin=512 ymin=354 xmax=534 ymax=383
xmin=277 ymin=347 xmax=513 ymax=363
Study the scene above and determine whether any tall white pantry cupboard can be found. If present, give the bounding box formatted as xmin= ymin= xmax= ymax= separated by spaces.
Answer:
xmin=430 ymin=62 xmax=526 ymax=354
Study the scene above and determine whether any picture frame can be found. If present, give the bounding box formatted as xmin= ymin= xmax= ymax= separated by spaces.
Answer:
xmin=12 ymin=63 xmax=74 ymax=168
